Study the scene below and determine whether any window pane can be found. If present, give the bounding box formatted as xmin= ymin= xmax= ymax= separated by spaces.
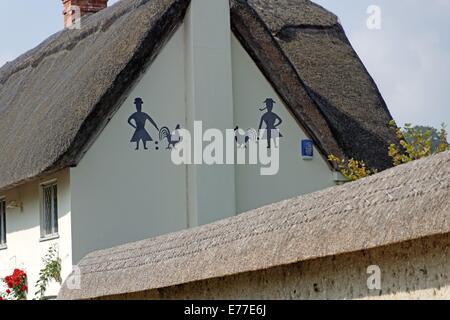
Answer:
xmin=52 ymin=184 xmax=58 ymax=234
xmin=45 ymin=186 xmax=51 ymax=234
xmin=41 ymin=183 xmax=58 ymax=237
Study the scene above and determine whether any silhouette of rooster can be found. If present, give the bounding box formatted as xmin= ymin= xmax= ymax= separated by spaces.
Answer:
xmin=159 ymin=124 xmax=182 ymax=149
xmin=234 ymin=126 xmax=258 ymax=148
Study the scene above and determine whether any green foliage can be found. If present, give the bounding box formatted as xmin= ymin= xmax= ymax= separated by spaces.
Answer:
xmin=34 ymin=244 xmax=62 ymax=300
xmin=437 ymin=124 xmax=450 ymax=153
xmin=330 ymin=122 xmax=449 ymax=182
xmin=328 ymin=155 xmax=376 ymax=181
xmin=388 ymin=121 xmax=449 ymax=166
xmin=407 ymin=125 xmax=441 ymax=151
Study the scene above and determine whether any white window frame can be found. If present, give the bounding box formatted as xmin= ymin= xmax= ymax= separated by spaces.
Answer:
xmin=39 ymin=180 xmax=59 ymax=241
xmin=0 ymin=197 xmax=6 ymax=249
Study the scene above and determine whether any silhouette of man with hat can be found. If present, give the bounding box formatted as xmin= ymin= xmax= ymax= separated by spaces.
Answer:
xmin=127 ymin=97 xmax=159 ymax=150
xmin=258 ymin=98 xmax=283 ymax=148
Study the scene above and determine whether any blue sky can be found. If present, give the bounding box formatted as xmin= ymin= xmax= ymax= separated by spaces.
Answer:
xmin=0 ymin=0 xmax=449 ymax=128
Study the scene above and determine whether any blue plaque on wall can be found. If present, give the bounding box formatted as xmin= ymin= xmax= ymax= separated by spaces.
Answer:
xmin=301 ymin=139 xmax=314 ymax=160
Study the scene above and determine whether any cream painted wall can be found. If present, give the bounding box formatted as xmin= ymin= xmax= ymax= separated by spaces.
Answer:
xmin=0 ymin=170 xmax=72 ymax=299
xmin=231 ymin=35 xmax=336 ymax=213
xmin=70 ymin=26 xmax=188 ymax=264
xmin=184 ymin=0 xmax=236 ymax=227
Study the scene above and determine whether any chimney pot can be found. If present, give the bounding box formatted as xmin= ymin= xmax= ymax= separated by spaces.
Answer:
xmin=62 ymin=0 xmax=108 ymax=29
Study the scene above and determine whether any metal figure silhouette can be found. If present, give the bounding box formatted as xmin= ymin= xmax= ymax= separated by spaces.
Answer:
xmin=258 ymin=98 xmax=283 ymax=148
xmin=159 ymin=124 xmax=182 ymax=149
xmin=127 ymin=97 xmax=159 ymax=150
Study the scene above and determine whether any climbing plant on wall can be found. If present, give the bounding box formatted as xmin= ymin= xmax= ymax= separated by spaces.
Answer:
xmin=35 ymin=244 xmax=62 ymax=300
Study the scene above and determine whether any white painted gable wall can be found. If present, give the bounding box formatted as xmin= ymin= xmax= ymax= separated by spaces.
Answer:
xmin=70 ymin=1 xmax=336 ymax=263
xmin=70 ymin=25 xmax=189 ymax=264
xmin=231 ymin=35 xmax=336 ymax=213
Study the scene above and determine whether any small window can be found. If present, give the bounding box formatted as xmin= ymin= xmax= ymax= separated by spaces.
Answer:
xmin=0 ymin=198 xmax=6 ymax=247
xmin=40 ymin=182 xmax=58 ymax=239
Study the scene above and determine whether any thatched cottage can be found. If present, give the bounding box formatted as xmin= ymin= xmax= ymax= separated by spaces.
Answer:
xmin=1 ymin=0 xmax=397 ymax=298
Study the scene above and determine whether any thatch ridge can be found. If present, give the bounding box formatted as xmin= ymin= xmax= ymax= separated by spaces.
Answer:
xmin=58 ymin=152 xmax=450 ymax=299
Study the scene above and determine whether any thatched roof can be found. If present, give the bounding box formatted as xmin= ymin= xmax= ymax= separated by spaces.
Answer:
xmin=0 ymin=0 xmax=397 ymax=191
xmin=232 ymin=0 xmax=397 ymax=170
xmin=0 ymin=0 xmax=191 ymax=191
xmin=58 ymin=152 xmax=450 ymax=300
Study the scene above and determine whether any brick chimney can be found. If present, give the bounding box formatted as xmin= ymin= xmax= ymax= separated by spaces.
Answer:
xmin=62 ymin=0 xmax=108 ymax=29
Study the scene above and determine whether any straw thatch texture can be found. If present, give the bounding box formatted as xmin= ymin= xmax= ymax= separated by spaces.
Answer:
xmin=58 ymin=152 xmax=450 ymax=300
xmin=232 ymin=0 xmax=398 ymax=170
xmin=0 ymin=0 xmax=190 ymax=191
xmin=1 ymin=0 xmax=398 ymax=191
